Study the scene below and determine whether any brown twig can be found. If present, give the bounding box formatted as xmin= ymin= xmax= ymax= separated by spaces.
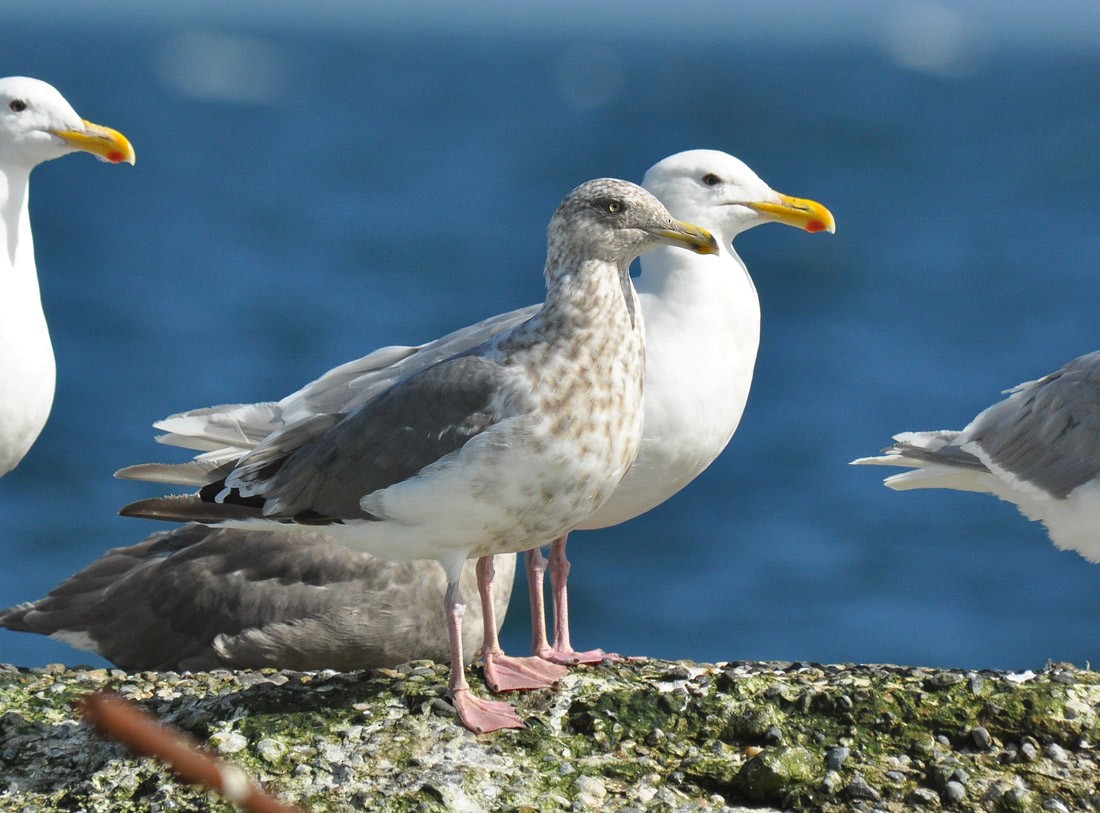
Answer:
xmin=80 ymin=690 xmax=307 ymax=813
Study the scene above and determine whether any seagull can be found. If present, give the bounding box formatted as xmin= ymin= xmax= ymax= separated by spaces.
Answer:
xmin=852 ymin=350 xmax=1100 ymax=563
xmin=0 ymin=524 xmax=515 ymax=672
xmin=526 ymin=150 xmax=835 ymax=664
xmin=0 ymin=76 xmax=135 ymax=476
xmin=118 ymin=150 xmax=834 ymax=675
xmin=118 ymin=178 xmax=719 ymax=733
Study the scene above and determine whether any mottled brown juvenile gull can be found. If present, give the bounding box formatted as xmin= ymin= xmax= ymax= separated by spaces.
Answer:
xmin=853 ymin=350 xmax=1100 ymax=563
xmin=118 ymin=150 xmax=833 ymax=676
xmin=2 ymin=537 xmax=521 ymax=694
xmin=0 ymin=76 xmax=134 ymax=476
xmin=0 ymin=525 xmax=514 ymax=671
xmin=119 ymin=178 xmax=718 ymax=732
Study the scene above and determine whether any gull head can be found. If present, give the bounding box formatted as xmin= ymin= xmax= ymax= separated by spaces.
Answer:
xmin=548 ymin=178 xmax=718 ymax=268
xmin=643 ymin=149 xmax=834 ymax=247
xmin=0 ymin=76 xmax=135 ymax=170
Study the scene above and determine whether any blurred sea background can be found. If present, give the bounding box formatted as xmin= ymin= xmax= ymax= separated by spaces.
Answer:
xmin=2 ymin=0 xmax=1100 ymax=672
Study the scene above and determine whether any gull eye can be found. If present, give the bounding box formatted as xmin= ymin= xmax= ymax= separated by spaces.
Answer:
xmin=606 ymin=200 xmax=623 ymax=214
xmin=8 ymin=99 xmax=27 ymax=113
xmin=701 ymin=173 xmax=721 ymax=186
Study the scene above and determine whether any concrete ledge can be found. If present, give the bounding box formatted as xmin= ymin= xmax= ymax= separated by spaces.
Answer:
xmin=1 ymin=659 xmax=1097 ymax=811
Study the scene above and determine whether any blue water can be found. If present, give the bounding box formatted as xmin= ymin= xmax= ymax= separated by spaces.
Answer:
xmin=2 ymin=17 xmax=1100 ymax=673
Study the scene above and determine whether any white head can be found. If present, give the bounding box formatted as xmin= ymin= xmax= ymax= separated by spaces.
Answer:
xmin=642 ymin=149 xmax=834 ymax=248
xmin=0 ymin=76 xmax=135 ymax=171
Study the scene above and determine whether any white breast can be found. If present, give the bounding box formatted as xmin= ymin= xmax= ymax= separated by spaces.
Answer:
xmin=0 ymin=182 xmax=55 ymax=476
xmin=578 ymin=250 xmax=760 ymax=530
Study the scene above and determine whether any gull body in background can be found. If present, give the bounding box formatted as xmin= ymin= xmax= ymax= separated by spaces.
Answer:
xmin=0 ymin=76 xmax=134 ymax=476
xmin=116 ymin=150 xmax=834 ymax=680
xmin=0 ymin=524 xmax=514 ymax=671
xmin=853 ymin=350 xmax=1100 ymax=563
xmin=119 ymin=179 xmax=719 ymax=733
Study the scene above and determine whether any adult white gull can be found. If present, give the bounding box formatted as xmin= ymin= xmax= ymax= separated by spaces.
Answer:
xmin=119 ymin=178 xmax=719 ymax=733
xmin=0 ymin=524 xmax=515 ymax=672
xmin=117 ymin=149 xmax=835 ymax=676
xmin=852 ymin=350 xmax=1100 ymax=563
xmin=0 ymin=76 xmax=134 ymax=476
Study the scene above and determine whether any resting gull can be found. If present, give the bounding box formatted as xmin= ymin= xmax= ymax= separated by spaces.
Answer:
xmin=0 ymin=76 xmax=134 ymax=476
xmin=0 ymin=524 xmax=514 ymax=671
xmin=526 ymin=150 xmax=835 ymax=663
xmin=119 ymin=178 xmax=719 ymax=732
xmin=117 ymin=149 xmax=834 ymax=674
xmin=852 ymin=350 xmax=1100 ymax=563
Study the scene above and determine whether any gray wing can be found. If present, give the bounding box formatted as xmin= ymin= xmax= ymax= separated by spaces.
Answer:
xmin=137 ymin=305 xmax=540 ymax=484
xmin=0 ymin=524 xmax=516 ymax=671
xmin=282 ymin=306 xmax=537 ymax=420
xmin=123 ymin=352 xmax=534 ymax=524
xmin=967 ymin=350 xmax=1100 ymax=498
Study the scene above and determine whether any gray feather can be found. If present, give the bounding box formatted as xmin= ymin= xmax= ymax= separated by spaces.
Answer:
xmin=0 ymin=524 xmax=515 ymax=671
xmin=234 ymin=353 xmax=533 ymax=520
xmin=888 ymin=431 xmax=985 ymax=469
xmin=125 ymin=353 xmax=535 ymax=524
xmin=970 ymin=351 xmax=1100 ymax=498
xmin=149 ymin=307 xmax=539 ymax=459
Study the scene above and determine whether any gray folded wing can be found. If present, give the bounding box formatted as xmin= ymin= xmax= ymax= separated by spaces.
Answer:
xmin=141 ymin=305 xmax=539 ymax=481
xmin=123 ymin=351 xmax=535 ymax=524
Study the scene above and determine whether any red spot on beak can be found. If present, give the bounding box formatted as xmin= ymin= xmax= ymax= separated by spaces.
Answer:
xmin=107 ymin=150 xmax=126 ymax=163
xmin=806 ymin=220 xmax=826 ymax=233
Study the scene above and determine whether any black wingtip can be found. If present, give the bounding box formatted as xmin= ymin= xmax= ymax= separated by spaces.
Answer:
xmin=0 ymin=601 xmax=34 ymax=633
xmin=119 ymin=494 xmax=261 ymax=524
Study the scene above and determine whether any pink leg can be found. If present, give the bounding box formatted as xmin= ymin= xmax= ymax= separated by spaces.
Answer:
xmin=543 ymin=534 xmax=619 ymax=665
xmin=527 ymin=546 xmax=553 ymax=658
xmin=477 ymin=555 xmax=567 ymax=693
xmin=444 ymin=576 xmax=523 ymax=733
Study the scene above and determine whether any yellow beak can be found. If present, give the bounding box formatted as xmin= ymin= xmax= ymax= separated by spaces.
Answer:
xmin=51 ymin=118 xmax=136 ymax=166
xmin=745 ymin=193 xmax=835 ymax=234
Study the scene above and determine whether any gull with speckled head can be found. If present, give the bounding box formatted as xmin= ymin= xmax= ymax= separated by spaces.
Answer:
xmin=119 ymin=178 xmax=718 ymax=733
xmin=0 ymin=76 xmax=134 ymax=477
xmin=525 ymin=149 xmax=835 ymax=665
xmin=853 ymin=350 xmax=1100 ymax=563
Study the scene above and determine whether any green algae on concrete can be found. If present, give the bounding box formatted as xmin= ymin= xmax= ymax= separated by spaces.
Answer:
xmin=736 ymin=745 xmax=817 ymax=804
xmin=0 ymin=659 xmax=1098 ymax=811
